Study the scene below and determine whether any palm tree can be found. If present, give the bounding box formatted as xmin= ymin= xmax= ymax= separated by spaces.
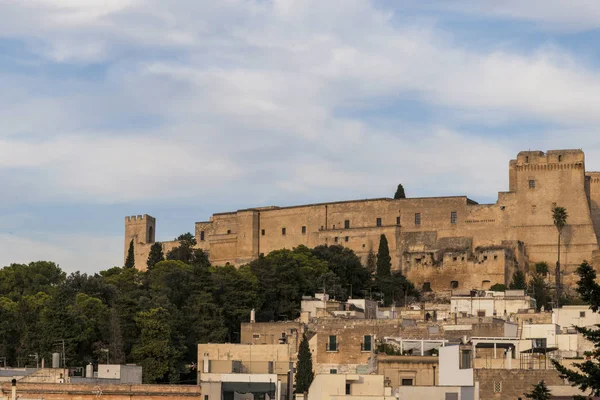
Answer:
xmin=552 ymin=206 xmax=568 ymax=307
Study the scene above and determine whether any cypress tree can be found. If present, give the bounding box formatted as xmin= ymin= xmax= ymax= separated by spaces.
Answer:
xmin=524 ymin=380 xmax=551 ymax=400
xmin=394 ymin=184 xmax=406 ymax=199
xmin=125 ymin=239 xmax=135 ymax=269
xmin=376 ymin=235 xmax=391 ymax=277
xmin=147 ymin=242 xmax=165 ymax=270
xmin=295 ymin=333 xmax=314 ymax=394
xmin=509 ymin=270 xmax=527 ymax=290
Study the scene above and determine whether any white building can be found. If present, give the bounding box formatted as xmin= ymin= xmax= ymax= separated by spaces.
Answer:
xmin=553 ymin=305 xmax=600 ymax=331
xmin=451 ymin=290 xmax=535 ymax=318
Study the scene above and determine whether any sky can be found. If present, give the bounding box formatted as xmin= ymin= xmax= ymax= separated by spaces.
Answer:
xmin=2 ymin=0 xmax=600 ymax=274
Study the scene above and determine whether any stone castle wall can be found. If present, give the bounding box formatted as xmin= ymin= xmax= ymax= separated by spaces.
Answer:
xmin=125 ymin=149 xmax=600 ymax=288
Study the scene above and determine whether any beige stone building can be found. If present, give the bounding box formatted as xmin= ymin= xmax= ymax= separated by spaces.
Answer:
xmin=125 ymin=149 xmax=600 ymax=290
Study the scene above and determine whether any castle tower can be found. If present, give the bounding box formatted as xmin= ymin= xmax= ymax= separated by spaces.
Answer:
xmin=124 ymin=214 xmax=156 ymax=270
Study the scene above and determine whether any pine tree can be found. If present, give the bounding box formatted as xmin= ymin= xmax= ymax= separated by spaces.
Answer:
xmin=365 ymin=249 xmax=377 ymax=274
xmin=394 ymin=184 xmax=406 ymax=199
xmin=524 ymin=380 xmax=552 ymax=400
xmin=125 ymin=239 xmax=135 ymax=269
xmin=509 ymin=270 xmax=527 ymax=290
xmin=376 ymin=235 xmax=391 ymax=277
xmin=551 ymin=261 xmax=600 ymax=397
xmin=147 ymin=242 xmax=165 ymax=270
xmin=295 ymin=333 xmax=314 ymax=394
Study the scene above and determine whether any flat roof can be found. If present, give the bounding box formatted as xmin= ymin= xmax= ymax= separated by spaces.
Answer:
xmin=209 ymin=195 xmax=478 ymax=217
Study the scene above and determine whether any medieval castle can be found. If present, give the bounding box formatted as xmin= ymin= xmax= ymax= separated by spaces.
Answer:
xmin=125 ymin=149 xmax=600 ymax=291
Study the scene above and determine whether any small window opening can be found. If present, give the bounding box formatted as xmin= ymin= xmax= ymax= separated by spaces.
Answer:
xmin=327 ymin=335 xmax=337 ymax=351
xmin=282 ymin=227 xmax=286 ymax=235
xmin=334 ymin=237 xmax=338 ymax=243
xmin=415 ymin=213 xmax=421 ymax=225
xmin=330 ymin=369 xmax=337 ymax=374
xmin=580 ymin=311 xmax=586 ymax=318
xmin=345 ymin=236 xmax=349 ymax=242
xmin=227 ymin=229 xmax=231 ymax=234
xmin=483 ymin=255 xmax=488 ymax=261
xmin=345 ymin=383 xmax=351 ymax=395
xmin=422 ymin=282 xmax=431 ymax=292
xmin=529 ymin=180 xmax=535 ymax=189
xmin=494 ymin=255 xmax=498 ymax=260
xmin=396 ymin=216 xmax=401 ymax=225
xmin=450 ymin=211 xmax=457 ymax=224
xmin=344 ymin=220 xmax=350 ymax=229
xmin=261 ymin=229 xmax=265 ymax=236
xmin=376 ymin=218 xmax=382 ymax=227
xmin=200 ymin=231 xmax=205 ymax=241
xmin=451 ymin=281 xmax=459 ymax=289
xmin=453 ymin=256 xmax=457 ymax=262
xmin=301 ymin=226 xmax=306 ymax=234
xmin=525 ymin=156 xmax=529 ymax=163
xmin=401 ymin=379 xmax=413 ymax=386
xmin=558 ymin=154 xmax=563 ymax=162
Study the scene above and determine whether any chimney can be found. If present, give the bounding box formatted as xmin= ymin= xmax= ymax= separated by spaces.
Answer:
xmin=250 ymin=309 xmax=256 ymax=324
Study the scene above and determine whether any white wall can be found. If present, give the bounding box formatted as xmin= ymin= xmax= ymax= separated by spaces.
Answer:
xmin=554 ymin=306 xmax=600 ymax=329
xmin=521 ymin=324 xmax=560 ymax=347
xmin=438 ymin=346 xmax=473 ymax=387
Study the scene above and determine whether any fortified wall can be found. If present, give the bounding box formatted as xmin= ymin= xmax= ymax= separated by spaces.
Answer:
xmin=125 ymin=149 xmax=600 ymax=290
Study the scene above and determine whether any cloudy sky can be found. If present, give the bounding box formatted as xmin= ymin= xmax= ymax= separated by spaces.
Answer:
xmin=2 ymin=0 xmax=600 ymax=273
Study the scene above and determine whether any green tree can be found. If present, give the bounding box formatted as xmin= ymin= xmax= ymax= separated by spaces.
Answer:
xmin=489 ymin=283 xmax=507 ymax=292
xmin=535 ymin=262 xmax=549 ymax=276
xmin=125 ymin=239 xmax=135 ymax=269
xmin=295 ymin=333 xmax=314 ymax=394
xmin=551 ymin=261 xmax=600 ymax=397
xmin=132 ymin=307 xmax=181 ymax=384
xmin=524 ymin=380 xmax=551 ymax=400
xmin=509 ymin=270 xmax=527 ymax=290
xmin=394 ymin=184 xmax=406 ymax=199
xmin=365 ymin=249 xmax=377 ymax=274
xmin=376 ymin=235 xmax=391 ymax=277
xmin=552 ymin=206 xmax=568 ymax=305
xmin=311 ymin=245 xmax=371 ymax=299
xmin=147 ymin=242 xmax=165 ymax=271
xmin=529 ymin=272 xmax=551 ymax=311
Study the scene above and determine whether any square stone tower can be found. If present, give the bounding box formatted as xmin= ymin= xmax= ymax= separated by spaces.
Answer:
xmin=124 ymin=214 xmax=156 ymax=269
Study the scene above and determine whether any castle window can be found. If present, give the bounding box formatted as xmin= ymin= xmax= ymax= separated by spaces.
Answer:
xmin=529 ymin=179 xmax=535 ymax=189
xmin=415 ymin=213 xmax=421 ymax=225
xmin=558 ymin=154 xmax=563 ymax=162
xmin=525 ymin=156 xmax=529 ymax=163
xmin=282 ymin=227 xmax=286 ymax=235
xmin=327 ymin=335 xmax=338 ymax=352
xmin=376 ymin=218 xmax=382 ymax=227
xmin=200 ymin=231 xmax=205 ymax=241
xmin=345 ymin=236 xmax=349 ymax=242
xmin=302 ymin=226 xmax=306 ymax=234
xmin=451 ymin=211 xmax=457 ymax=224
xmin=261 ymin=229 xmax=265 ymax=236
xmin=453 ymin=256 xmax=457 ymax=262
xmin=344 ymin=220 xmax=350 ymax=229
xmin=396 ymin=216 xmax=400 ymax=225
xmin=334 ymin=237 xmax=338 ymax=243
xmin=423 ymin=282 xmax=432 ymax=292
xmin=451 ymin=281 xmax=459 ymax=289
xmin=494 ymin=255 xmax=498 ymax=260
xmin=227 ymin=229 xmax=231 ymax=234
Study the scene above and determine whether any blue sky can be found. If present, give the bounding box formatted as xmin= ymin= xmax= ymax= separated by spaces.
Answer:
xmin=2 ymin=0 xmax=600 ymax=273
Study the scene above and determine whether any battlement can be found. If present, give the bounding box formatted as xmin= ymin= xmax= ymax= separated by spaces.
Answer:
xmin=587 ymin=172 xmax=600 ymax=184
xmin=125 ymin=214 xmax=155 ymax=223
xmin=514 ymin=149 xmax=584 ymax=166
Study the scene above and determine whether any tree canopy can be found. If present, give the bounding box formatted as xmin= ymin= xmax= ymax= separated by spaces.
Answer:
xmin=0 ymin=240 xmax=401 ymax=384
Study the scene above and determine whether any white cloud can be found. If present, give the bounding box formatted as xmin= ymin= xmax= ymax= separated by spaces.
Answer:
xmin=0 ymin=0 xmax=599 ymax=208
